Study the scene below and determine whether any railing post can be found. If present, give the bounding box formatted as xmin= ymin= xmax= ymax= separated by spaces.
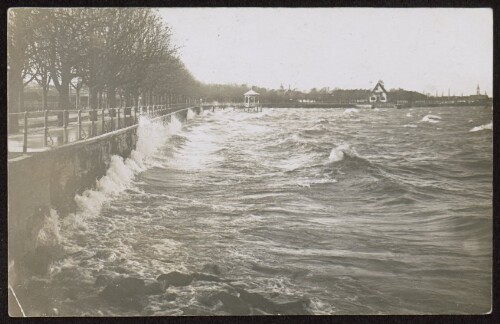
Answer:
xmin=101 ymin=108 xmax=105 ymax=135
xmin=23 ymin=112 xmax=28 ymax=153
xmin=63 ymin=110 xmax=68 ymax=144
xmin=134 ymin=106 xmax=138 ymax=124
xmin=91 ymin=109 xmax=95 ymax=137
xmin=43 ymin=110 xmax=49 ymax=146
xmin=117 ymin=108 xmax=121 ymax=129
xmin=110 ymin=109 xmax=114 ymax=131
xmin=77 ymin=110 xmax=82 ymax=140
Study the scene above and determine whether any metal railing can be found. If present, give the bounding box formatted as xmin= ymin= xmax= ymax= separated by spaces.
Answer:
xmin=8 ymin=103 xmax=196 ymax=154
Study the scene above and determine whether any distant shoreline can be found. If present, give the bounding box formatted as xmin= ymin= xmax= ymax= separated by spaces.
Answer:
xmin=261 ymin=103 xmax=492 ymax=109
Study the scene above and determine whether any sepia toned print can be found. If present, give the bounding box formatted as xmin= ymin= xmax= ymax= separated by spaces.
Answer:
xmin=7 ymin=8 xmax=492 ymax=316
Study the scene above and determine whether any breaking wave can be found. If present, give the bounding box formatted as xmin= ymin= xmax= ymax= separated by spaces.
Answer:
xmin=328 ymin=143 xmax=357 ymax=162
xmin=421 ymin=114 xmax=441 ymax=123
xmin=61 ymin=114 xmax=188 ymax=233
xmin=344 ymin=108 xmax=359 ymax=114
xmin=470 ymin=122 xmax=492 ymax=132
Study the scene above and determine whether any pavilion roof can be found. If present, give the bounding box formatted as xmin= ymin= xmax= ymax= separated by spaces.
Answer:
xmin=244 ymin=89 xmax=260 ymax=96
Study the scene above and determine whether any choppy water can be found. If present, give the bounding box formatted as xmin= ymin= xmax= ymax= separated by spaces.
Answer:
xmin=15 ymin=106 xmax=492 ymax=316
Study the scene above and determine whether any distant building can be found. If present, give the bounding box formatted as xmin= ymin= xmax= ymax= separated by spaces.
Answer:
xmin=244 ymin=89 xmax=260 ymax=108
xmin=469 ymin=84 xmax=489 ymax=100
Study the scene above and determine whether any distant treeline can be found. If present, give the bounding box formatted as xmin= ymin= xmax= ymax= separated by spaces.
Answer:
xmin=197 ymin=84 xmax=429 ymax=104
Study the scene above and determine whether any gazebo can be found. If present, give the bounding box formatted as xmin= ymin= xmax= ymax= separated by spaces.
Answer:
xmin=244 ymin=89 xmax=260 ymax=109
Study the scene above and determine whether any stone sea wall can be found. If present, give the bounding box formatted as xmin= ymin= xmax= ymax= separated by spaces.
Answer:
xmin=8 ymin=107 xmax=195 ymax=278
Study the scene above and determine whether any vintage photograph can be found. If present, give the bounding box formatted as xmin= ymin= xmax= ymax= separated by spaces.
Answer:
xmin=7 ymin=7 xmax=492 ymax=316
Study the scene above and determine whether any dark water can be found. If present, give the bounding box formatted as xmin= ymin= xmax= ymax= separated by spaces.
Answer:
xmin=14 ymin=106 xmax=492 ymax=316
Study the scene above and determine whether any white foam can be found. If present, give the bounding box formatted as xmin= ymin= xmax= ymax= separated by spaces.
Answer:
xmin=406 ymin=113 xmax=412 ymax=117
xmin=36 ymin=209 xmax=62 ymax=248
xmin=470 ymin=122 xmax=492 ymax=132
xmin=63 ymin=115 xmax=188 ymax=233
xmin=297 ymin=178 xmax=338 ymax=188
xmin=344 ymin=108 xmax=359 ymax=114
xmin=186 ymin=108 xmax=195 ymax=120
xmin=328 ymin=144 xmax=355 ymax=162
xmin=329 ymin=148 xmax=345 ymax=162
xmin=421 ymin=114 xmax=441 ymax=123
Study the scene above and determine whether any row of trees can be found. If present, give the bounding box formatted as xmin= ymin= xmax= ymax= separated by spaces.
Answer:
xmin=8 ymin=8 xmax=200 ymax=114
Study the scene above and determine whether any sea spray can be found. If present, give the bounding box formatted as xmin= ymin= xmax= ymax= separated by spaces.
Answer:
xmin=62 ymin=115 xmax=186 ymax=232
xmin=35 ymin=209 xmax=62 ymax=248
xmin=187 ymin=108 xmax=195 ymax=120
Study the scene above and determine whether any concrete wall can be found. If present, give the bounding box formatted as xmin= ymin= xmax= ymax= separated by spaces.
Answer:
xmin=8 ymin=107 xmax=200 ymax=277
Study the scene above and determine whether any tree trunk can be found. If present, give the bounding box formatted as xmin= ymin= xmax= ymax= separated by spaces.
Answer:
xmin=18 ymin=87 xmax=24 ymax=112
xmin=42 ymin=87 xmax=48 ymax=111
xmin=108 ymin=87 xmax=117 ymax=108
xmin=76 ymin=88 xmax=80 ymax=109
xmin=98 ymin=90 xmax=102 ymax=110
xmin=90 ymin=87 xmax=98 ymax=110
xmin=58 ymin=78 xmax=70 ymax=111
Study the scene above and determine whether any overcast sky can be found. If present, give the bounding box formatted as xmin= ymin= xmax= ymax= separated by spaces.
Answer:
xmin=160 ymin=8 xmax=492 ymax=95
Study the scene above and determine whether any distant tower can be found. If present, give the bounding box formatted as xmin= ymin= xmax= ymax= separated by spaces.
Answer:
xmin=477 ymin=84 xmax=480 ymax=95
xmin=435 ymin=90 xmax=438 ymax=97
xmin=448 ymin=88 xmax=450 ymax=97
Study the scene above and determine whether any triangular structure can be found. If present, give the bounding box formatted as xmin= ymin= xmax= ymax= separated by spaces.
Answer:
xmin=369 ymin=80 xmax=388 ymax=103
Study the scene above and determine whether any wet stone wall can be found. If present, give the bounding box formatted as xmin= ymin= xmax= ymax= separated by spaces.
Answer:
xmin=8 ymin=126 xmax=138 ymax=277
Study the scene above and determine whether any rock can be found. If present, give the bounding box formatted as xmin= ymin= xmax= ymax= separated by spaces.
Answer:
xmin=21 ymin=246 xmax=61 ymax=276
xmin=180 ymin=306 xmax=215 ymax=316
xmin=274 ymin=298 xmax=311 ymax=315
xmin=201 ymin=263 xmax=223 ymax=276
xmin=141 ymin=307 xmax=155 ymax=316
xmin=193 ymin=273 xmax=224 ymax=283
xmin=163 ymin=293 xmax=177 ymax=302
xmin=156 ymin=271 xmax=194 ymax=287
xmin=53 ymin=267 xmax=81 ymax=282
xmin=143 ymin=281 xmax=164 ymax=295
xmin=235 ymin=288 xmax=310 ymax=315
xmin=94 ymin=274 xmax=116 ymax=287
xmin=99 ymin=277 xmax=147 ymax=311
xmin=214 ymin=291 xmax=251 ymax=315
xmin=236 ymin=288 xmax=276 ymax=313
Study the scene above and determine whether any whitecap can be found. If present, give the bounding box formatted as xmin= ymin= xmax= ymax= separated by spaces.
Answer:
xmin=420 ymin=114 xmax=441 ymax=123
xmin=343 ymin=108 xmax=359 ymax=114
xmin=328 ymin=144 xmax=356 ymax=162
xmin=470 ymin=122 xmax=492 ymax=132
xmin=297 ymin=178 xmax=338 ymax=188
